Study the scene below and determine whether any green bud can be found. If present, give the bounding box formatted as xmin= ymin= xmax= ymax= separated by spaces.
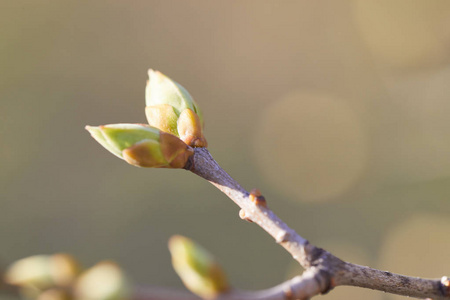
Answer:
xmin=73 ymin=262 xmax=131 ymax=300
xmin=169 ymin=235 xmax=229 ymax=299
xmin=145 ymin=70 xmax=207 ymax=148
xmin=86 ymin=124 xmax=159 ymax=157
xmin=145 ymin=104 xmax=179 ymax=137
xmin=146 ymin=70 xmax=201 ymax=119
xmin=177 ymin=108 xmax=207 ymax=148
xmin=86 ymin=124 xmax=193 ymax=168
xmin=4 ymin=254 xmax=80 ymax=290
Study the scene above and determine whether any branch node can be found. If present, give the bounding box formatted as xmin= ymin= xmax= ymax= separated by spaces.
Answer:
xmin=183 ymin=154 xmax=195 ymax=171
xmin=275 ymin=230 xmax=290 ymax=244
xmin=249 ymin=189 xmax=267 ymax=207
xmin=301 ymin=242 xmax=328 ymax=268
xmin=239 ymin=209 xmax=253 ymax=223
xmin=283 ymin=284 xmax=295 ymax=300
xmin=314 ymin=269 xmax=333 ymax=295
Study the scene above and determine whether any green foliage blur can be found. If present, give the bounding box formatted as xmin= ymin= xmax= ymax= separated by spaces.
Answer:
xmin=1 ymin=2 xmax=450 ymax=300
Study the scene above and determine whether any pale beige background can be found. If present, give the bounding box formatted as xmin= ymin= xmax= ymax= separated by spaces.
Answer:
xmin=1 ymin=1 xmax=450 ymax=299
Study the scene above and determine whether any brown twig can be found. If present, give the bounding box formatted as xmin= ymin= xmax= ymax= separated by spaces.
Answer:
xmin=134 ymin=270 xmax=324 ymax=300
xmin=134 ymin=286 xmax=202 ymax=300
xmin=183 ymin=148 xmax=449 ymax=300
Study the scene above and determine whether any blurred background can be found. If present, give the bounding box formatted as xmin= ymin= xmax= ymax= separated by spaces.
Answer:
xmin=1 ymin=1 xmax=450 ymax=299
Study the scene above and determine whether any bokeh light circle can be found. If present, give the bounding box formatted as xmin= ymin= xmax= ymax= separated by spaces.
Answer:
xmin=253 ymin=91 xmax=367 ymax=202
xmin=378 ymin=214 xmax=450 ymax=282
xmin=353 ymin=0 xmax=450 ymax=69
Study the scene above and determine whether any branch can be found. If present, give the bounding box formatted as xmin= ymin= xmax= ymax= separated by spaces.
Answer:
xmin=134 ymin=286 xmax=201 ymax=300
xmin=185 ymin=148 xmax=450 ymax=300
xmin=134 ymin=269 xmax=324 ymax=300
xmin=0 ymin=274 xmax=323 ymax=300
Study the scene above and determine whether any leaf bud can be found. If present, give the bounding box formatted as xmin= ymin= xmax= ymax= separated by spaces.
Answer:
xmin=86 ymin=124 xmax=193 ymax=168
xmin=73 ymin=261 xmax=131 ymax=300
xmin=4 ymin=254 xmax=80 ymax=290
xmin=168 ymin=235 xmax=229 ymax=299
xmin=145 ymin=70 xmax=207 ymax=147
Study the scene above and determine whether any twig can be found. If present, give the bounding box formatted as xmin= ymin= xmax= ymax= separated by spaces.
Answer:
xmin=184 ymin=148 xmax=450 ymax=299
xmin=134 ymin=269 xmax=324 ymax=300
xmin=134 ymin=286 xmax=201 ymax=300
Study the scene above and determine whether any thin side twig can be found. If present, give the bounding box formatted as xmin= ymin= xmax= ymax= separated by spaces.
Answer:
xmin=134 ymin=269 xmax=324 ymax=300
xmin=185 ymin=148 xmax=450 ymax=300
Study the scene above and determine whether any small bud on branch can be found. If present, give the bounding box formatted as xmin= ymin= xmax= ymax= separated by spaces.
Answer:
xmin=74 ymin=261 xmax=131 ymax=300
xmin=86 ymin=124 xmax=193 ymax=169
xmin=4 ymin=254 xmax=79 ymax=291
xmin=169 ymin=235 xmax=229 ymax=299
xmin=145 ymin=70 xmax=207 ymax=147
